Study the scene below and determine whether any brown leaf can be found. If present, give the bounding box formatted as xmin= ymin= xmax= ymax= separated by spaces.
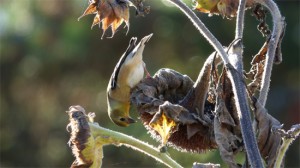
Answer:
xmin=213 ymin=68 xmax=243 ymax=167
xmin=252 ymin=4 xmax=286 ymax=64
xmin=244 ymin=41 xmax=268 ymax=95
xmin=251 ymin=41 xmax=267 ymax=65
xmin=253 ymin=99 xmax=282 ymax=167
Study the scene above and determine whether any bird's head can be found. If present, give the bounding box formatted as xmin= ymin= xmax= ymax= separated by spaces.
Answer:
xmin=107 ymin=97 xmax=136 ymax=127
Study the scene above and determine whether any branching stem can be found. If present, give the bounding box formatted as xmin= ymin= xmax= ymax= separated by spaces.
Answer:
xmin=274 ymin=124 xmax=300 ymax=168
xmin=167 ymin=0 xmax=230 ymax=65
xmin=165 ymin=0 xmax=263 ymax=167
xmin=89 ymin=123 xmax=183 ymax=168
xmin=232 ymin=2 xmax=263 ymax=166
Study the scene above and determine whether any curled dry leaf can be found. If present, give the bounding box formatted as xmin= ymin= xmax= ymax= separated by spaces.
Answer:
xmin=78 ymin=0 xmax=131 ymax=38
xmin=131 ymin=68 xmax=217 ymax=152
xmin=67 ymin=105 xmax=103 ymax=168
xmin=244 ymin=26 xmax=286 ymax=95
xmin=252 ymin=4 xmax=271 ymax=37
xmin=213 ymin=68 xmax=243 ymax=167
xmin=252 ymin=98 xmax=282 ymax=167
xmin=252 ymin=4 xmax=286 ymax=64
xmin=244 ymin=41 xmax=267 ymax=95
xmin=194 ymin=0 xmax=255 ymax=18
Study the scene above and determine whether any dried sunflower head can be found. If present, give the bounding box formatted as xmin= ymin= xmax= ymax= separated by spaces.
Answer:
xmin=78 ymin=0 xmax=132 ymax=39
xmin=131 ymin=69 xmax=218 ymax=152
xmin=194 ymin=0 xmax=255 ymax=18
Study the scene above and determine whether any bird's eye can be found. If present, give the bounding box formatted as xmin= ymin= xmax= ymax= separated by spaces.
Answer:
xmin=120 ymin=118 xmax=126 ymax=122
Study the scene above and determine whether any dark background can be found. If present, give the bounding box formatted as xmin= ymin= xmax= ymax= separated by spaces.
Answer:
xmin=0 ymin=0 xmax=299 ymax=167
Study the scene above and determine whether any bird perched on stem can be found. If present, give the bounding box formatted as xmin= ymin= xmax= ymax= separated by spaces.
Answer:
xmin=107 ymin=34 xmax=153 ymax=127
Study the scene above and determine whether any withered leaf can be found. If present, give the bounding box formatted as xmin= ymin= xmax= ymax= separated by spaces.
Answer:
xmin=253 ymin=99 xmax=282 ymax=167
xmin=245 ymin=41 xmax=267 ymax=94
xmin=213 ymin=68 xmax=243 ymax=167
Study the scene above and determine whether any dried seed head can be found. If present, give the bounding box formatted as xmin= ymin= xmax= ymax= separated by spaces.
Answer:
xmin=78 ymin=0 xmax=131 ymax=38
xmin=131 ymin=68 xmax=217 ymax=152
xmin=67 ymin=106 xmax=103 ymax=168
xmin=194 ymin=0 xmax=255 ymax=18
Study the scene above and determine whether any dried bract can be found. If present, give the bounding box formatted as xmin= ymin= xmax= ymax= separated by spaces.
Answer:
xmin=78 ymin=0 xmax=131 ymax=38
xmin=149 ymin=107 xmax=177 ymax=146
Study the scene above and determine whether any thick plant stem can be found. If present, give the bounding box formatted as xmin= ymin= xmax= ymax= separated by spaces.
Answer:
xmin=232 ymin=1 xmax=264 ymax=167
xmin=167 ymin=0 xmax=230 ymax=65
xmin=256 ymin=0 xmax=284 ymax=107
xmin=166 ymin=0 xmax=263 ymax=167
xmin=235 ymin=0 xmax=247 ymax=39
xmin=89 ymin=123 xmax=183 ymax=168
xmin=226 ymin=41 xmax=263 ymax=168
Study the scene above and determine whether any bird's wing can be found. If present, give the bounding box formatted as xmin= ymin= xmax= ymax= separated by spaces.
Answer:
xmin=110 ymin=37 xmax=137 ymax=90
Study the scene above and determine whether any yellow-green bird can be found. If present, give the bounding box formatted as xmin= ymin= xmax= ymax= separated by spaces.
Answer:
xmin=107 ymin=34 xmax=153 ymax=127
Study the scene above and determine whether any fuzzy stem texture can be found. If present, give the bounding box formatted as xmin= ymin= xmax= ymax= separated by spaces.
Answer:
xmin=233 ymin=2 xmax=263 ymax=167
xmin=274 ymin=124 xmax=300 ymax=168
xmin=256 ymin=0 xmax=284 ymax=107
xmin=168 ymin=0 xmax=230 ymax=65
xmin=235 ymin=0 xmax=247 ymax=39
xmin=166 ymin=0 xmax=264 ymax=167
xmin=89 ymin=123 xmax=183 ymax=168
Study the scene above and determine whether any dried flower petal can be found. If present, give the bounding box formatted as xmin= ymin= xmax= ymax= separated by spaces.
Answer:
xmin=78 ymin=3 xmax=97 ymax=20
xmin=79 ymin=0 xmax=131 ymax=38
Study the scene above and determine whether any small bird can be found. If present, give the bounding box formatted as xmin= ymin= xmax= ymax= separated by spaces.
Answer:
xmin=107 ymin=34 xmax=153 ymax=127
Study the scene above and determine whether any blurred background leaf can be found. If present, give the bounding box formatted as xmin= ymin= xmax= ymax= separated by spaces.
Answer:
xmin=0 ymin=0 xmax=299 ymax=167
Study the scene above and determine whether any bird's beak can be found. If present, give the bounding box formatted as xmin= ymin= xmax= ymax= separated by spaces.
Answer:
xmin=140 ymin=33 xmax=153 ymax=45
xmin=127 ymin=117 xmax=137 ymax=124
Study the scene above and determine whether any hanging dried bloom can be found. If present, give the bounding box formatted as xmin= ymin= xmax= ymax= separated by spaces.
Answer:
xmin=78 ymin=0 xmax=131 ymax=38
xmin=67 ymin=106 xmax=104 ymax=168
xmin=131 ymin=69 xmax=218 ymax=152
xmin=194 ymin=0 xmax=255 ymax=18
